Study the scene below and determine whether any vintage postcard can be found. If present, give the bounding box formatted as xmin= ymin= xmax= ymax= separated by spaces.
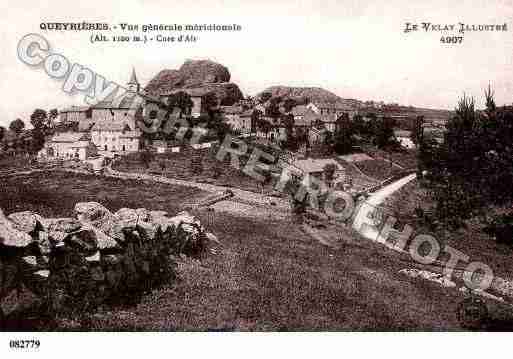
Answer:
xmin=0 ymin=0 xmax=513 ymax=355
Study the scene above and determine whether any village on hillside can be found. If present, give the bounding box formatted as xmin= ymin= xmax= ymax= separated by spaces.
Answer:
xmin=1 ymin=60 xmax=449 ymax=181
xmin=2 ymin=59 xmax=513 ymax=332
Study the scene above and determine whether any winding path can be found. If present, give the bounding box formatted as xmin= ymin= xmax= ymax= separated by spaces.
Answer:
xmin=352 ymin=173 xmax=417 ymax=242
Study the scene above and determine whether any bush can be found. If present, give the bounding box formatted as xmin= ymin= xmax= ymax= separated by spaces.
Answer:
xmin=483 ymin=213 xmax=513 ymax=245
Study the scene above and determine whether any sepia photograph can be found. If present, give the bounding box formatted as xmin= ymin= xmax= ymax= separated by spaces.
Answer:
xmin=1 ymin=0 xmax=513 ymax=355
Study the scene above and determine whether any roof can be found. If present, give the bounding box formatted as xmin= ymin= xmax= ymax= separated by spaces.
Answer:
xmin=291 ymin=158 xmax=342 ymax=174
xmin=311 ymin=101 xmax=354 ymax=111
xmin=319 ymin=113 xmax=339 ymax=123
xmin=60 ymin=106 xmax=90 ymax=113
xmin=221 ymin=105 xmax=243 ymax=115
xmin=91 ymin=122 xmax=133 ymax=132
xmin=394 ymin=130 xmax=412 ymax=138
xmin=128 ymin=68 xmax=138 ymax=85
xmin=51 ymin=132 xmax=90 ymax=143
xmin=91 ymin=92 xmax=141 ymax=110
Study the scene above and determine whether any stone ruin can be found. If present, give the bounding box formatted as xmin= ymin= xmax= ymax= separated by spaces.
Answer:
xmin=0 ymin=202 xmax=218 ymax=322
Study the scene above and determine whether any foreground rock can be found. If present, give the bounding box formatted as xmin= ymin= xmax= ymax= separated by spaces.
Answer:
xmin=0 ymin=204 xmax=213 ymax=322
xmin=7 ymin=211 xmax=44 ymax=234
xmin=0 ymin=209 xmax=34 ymax=248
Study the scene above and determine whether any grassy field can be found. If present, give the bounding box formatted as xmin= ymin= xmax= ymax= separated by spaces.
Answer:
xmin=354 ymin=159 xmax=403 ymax=181
xmin=114 ymin=146 xmax=280 ymax=195
xmin=382 ymin=179 xmax=513 ymax=283
xmin=4 ymin=171 xmax=507 ymax=330
xmin=0 ymin=170 xmax=207 ymax=217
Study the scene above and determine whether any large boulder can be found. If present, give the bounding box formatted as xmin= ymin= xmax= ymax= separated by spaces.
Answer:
xmin=74 ymin=202 xmax=113 ymax=228
xmin=144 ymin=59 xmax=243 ymax=106
xmin=7 ymin=211 xmax=44 ymax=233
xmin=154 ymin=211 xmax=207 ymax=254
xmin=114 ymin=208 xmax=151 ymax=223
xmin=43 ymin=218 xmax=82 ymax=233
xmin=82 ymin=225 xmax=120 ymax=252
xmin=179 ymin=59 xmax=231 ymax=85
xmin=0 ymin=209 xmax=34 ymax=248
xmin=257 ymin=85 xmax=357 ymax=106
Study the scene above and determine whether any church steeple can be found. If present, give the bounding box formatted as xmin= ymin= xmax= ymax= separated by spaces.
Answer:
xmin=127 ymin=67 xmax=140 ymax=93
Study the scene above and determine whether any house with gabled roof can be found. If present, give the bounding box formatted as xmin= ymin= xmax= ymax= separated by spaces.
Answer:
xmin=90 ymin=121 xmax=140 ymax=153
xmin=40 ymin=132 xmax=97 ymax=160
xmin=307 ymin=100 xmax=358 ymax=120
xmin=60 ymin=106 xmax=91 ymax=124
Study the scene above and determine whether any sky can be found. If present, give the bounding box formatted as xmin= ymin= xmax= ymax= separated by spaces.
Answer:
xmin=1 ymin=0 xmax=513 ymax=128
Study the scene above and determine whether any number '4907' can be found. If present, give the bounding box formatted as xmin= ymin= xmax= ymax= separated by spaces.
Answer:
xmin=441 ymin=36 xmax=463 ymax=44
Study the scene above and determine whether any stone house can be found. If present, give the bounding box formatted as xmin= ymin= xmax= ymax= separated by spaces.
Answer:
xmin=222 ymin=106 xmax=252 ymax=134
xmin=59 ymin=106 xmax=90 ymax=124
xmin=40 ymin=132 xmax=97 ymax=160
xmin=90 ymin=122 xmax=140 ymax=153
xmin=307 ymin=101 xmax=357 ymax=120
xmin=288 ymin=158 xmax=344 ymax=182
xmin=394 ymin=130 xmax=415 ymax=149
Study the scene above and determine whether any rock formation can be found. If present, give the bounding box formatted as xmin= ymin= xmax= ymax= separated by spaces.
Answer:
xmin=0 ymin=203 xmax=217 ymax=323
xmin=145 ymin=59 xmax=243 ymax=106
xmin=258 ymin=86 xmax=346 ymax=104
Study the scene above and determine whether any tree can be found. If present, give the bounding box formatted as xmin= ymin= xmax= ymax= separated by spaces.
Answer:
xmin=212 ymin=121 xmax=231 ymax=144
xmin=250 ymin=109 xmax=262 ymax=134
xmin=9 ymin=118 xmax=25 ymax=135
xmin=282 ymin=113 xmax=296 ymax=150
xmin=323 ymin=163 xmax=337 ymax=188
xmin=140 ymin=148 xmax=154 ymax=169
xmin=283 ymin=98 xmax=297 ymax=113
xmin=30 ymin=109 xmax=49 ymax=153
xmin=48 ymin=108 xmax=59 ymax=128
xmin=259 ymin=91 xmax=272 ymax=104
xmin=167 ymin=91 xmax=193 ymax=119
xmin=30 ymin=109 xmax=48 ymax=129
xmin=422 ymin=89 xmax=513 ymax=227
xmin=374 ymin=116 xmax=396 ymax=149
xmin=202 ymin=92 xmax=220 ymax=121
xmin=411 ymin=115 xmax=425 ymax=146
xmin=266 ymin=97 xmax=282 ymax=124
xmin=333 ymin=116 xmax=354 ymax=154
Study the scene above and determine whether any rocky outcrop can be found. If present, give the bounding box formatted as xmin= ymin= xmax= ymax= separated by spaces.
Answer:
xmin=258 ymin=86 xmax=345 ymax=104
xmin=0 ymin=209 xmax=34 ymax=248
xmin=179 ymin=59 xmax=231 ymax=85
xmin=0 ymin=203 xmax=217 ymax=321
xmin=145 ymin=59 xmax=243 ymax=106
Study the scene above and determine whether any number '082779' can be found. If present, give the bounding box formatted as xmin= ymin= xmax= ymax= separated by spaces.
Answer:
xmin=440 ymin=36 xmax=463 ymax=44
xmin=9 ymin=339 xmax=40 ymax=349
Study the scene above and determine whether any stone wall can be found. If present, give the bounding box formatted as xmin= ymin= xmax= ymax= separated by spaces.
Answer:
xmin=0 ymin=203 xmax=217 ymax=321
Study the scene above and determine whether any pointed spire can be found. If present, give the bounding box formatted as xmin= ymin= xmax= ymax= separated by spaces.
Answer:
xmin=128 ymin=67 xmax=138 ymax=85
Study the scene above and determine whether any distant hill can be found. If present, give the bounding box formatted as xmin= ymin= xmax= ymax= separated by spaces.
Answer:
xmin=258 ymin=86 xmax=357 ymax=105
xmin=258 ymin=85 xmax=452 ymax=120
